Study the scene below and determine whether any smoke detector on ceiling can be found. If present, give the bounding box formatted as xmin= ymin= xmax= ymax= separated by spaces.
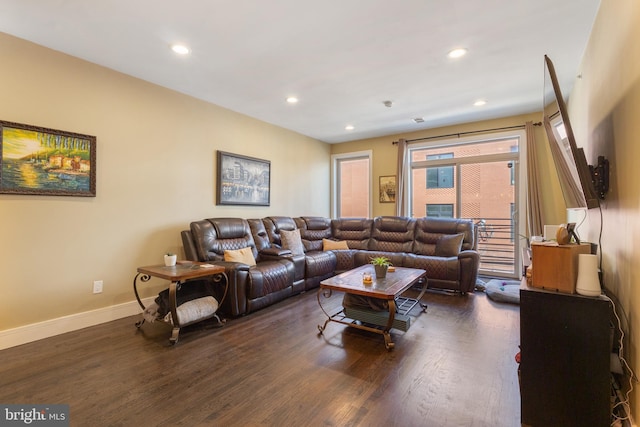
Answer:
xmin=383 ymin=100 xmax=393 ymax=108
xmin=413 ymin=117 xmax=425 ymax=123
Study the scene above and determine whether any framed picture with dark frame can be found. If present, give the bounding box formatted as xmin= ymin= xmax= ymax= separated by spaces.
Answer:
xmin=0 ymin=120 xmax=96 ymax=197
xmin=379 ymin=175 xmax=396 ymax=203
xmin=216 ymin=151 xmax=270 ymax=206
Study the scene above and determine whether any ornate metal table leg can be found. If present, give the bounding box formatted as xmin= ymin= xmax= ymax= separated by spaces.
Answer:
xmin=317 ymin=288 xmax=333 ymax=334
xmin=167 ymin=280 xmax=182 ymax=345
xmin=169 ymin=327 xmax=180 ymax=345
xmin=383 ymin=299 xmax=397 ymax=350
xmin=133 ymin=272 xmax=152 ymax=328
xmin=416 ymin=277 xmax=429 ymax=312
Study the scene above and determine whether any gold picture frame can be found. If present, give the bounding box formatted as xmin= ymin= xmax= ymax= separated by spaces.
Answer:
xmin=379 ymin=175 xmax=396 ymax=203
xmin=0 ymin=120 xmax=96 ymax=197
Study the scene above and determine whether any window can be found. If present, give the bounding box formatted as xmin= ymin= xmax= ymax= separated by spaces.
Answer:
xmin=509 ymin=146 xmax=518 ymax=185
xmin=426 ymin=204 xmax=454 ymax=218
xmin=407 ymin=130 xmax=526 ymax=278
xmin=426 ymin=153 xmax=454 ymax=188
xmin=331 ymin=151 xmax=372 ymax=218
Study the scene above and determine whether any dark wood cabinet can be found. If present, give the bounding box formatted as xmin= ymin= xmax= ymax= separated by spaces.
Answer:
xmin=520 ymin=284 xmax=612 ymax=427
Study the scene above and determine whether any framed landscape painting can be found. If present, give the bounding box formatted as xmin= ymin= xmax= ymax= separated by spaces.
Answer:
xmin=216 ymin=151 xmax=270 ymax=206
xmin=0 ymin=120 xmax=96 ymax=196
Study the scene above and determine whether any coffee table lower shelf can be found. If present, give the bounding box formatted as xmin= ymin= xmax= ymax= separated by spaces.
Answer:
xmin=317 ymin=293 xmax=427 ymax=350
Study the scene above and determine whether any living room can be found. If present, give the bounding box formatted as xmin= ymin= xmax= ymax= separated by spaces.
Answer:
xmin=1 ymin=0 xmax=639 ymax=425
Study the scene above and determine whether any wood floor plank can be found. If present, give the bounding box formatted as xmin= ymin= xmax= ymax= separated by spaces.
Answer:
xmin=0 ymin=288 xmax=521 ymax=426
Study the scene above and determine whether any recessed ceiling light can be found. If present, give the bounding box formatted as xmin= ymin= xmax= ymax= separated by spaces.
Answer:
xmin=345 ymin=125 xmax=355 ymax=131
xmin=286 ymin=96 xmax=299 ymax=104
xmin=171 ymin=44 xmax=190 ymax=55
xmin=474 ymin=99 xmax=487 ymax=106
xmin=448 ymin=48 xmax=467 ymax=59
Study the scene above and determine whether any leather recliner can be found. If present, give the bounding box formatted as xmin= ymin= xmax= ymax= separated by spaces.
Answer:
xmin=264 ymin=216 xmax=337 ymax=290
xmin=181 ymin=218 xmax=295 ymax=316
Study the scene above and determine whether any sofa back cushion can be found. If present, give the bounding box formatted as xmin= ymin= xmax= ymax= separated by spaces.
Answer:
xmin=413 ymin=217 xmax=476 ymax=256
xmin=190 ymin=218 xmax=257 ymax=261
xmin=248 ymin=218 xmax=271 ymax=252
xmin=369 ymin=216 xmax=416 ymax=253
xmin=331 ymin=218 xmax=372 ymax=250
xmin=295 ymin=216 xmax=333 ymax=252
xmin=263 ymin=216 xmax=297 ymax=247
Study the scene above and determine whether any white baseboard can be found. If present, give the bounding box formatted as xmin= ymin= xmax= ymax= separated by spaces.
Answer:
xmin=0 ymin=297 xmax=155 ymax=351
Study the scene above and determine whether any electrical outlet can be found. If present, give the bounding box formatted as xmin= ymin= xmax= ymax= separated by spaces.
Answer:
xmin=93 ymin=280 xmax=103 ymax=294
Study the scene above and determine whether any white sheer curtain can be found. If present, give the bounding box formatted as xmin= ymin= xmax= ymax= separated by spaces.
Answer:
xmin=526 ymin=121 xmax=544 ymax=237
xmin=395 ymin=138 xmax=407 ymax=216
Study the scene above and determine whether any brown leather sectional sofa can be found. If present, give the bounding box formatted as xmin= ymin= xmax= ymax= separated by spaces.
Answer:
xmin=181 ymin=216 xmax=479 ymax=317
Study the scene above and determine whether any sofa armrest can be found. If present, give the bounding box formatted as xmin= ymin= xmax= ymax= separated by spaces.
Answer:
xmin=260 ymin=247 xmax=293 ymax=257
xmin=213 ymin=261 xmax=250 ymax=316
xmin=458 ymin=250 xmax=480 ymax=293
xmin=181 ymin=230 xmax=199 ymax=261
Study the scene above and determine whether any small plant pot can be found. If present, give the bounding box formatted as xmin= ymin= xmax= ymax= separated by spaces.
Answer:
xmin=164 ymin=254 xmax=177 ymax=267
xmin=374 ymin=264 xmax=388 ymax=279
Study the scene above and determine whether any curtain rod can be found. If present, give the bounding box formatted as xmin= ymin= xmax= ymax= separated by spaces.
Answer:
xmin=391 ymin=122 xmax=542 ymax=145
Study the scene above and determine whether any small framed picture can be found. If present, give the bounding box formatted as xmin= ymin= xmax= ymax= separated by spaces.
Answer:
xmin=379 ymin=175 xmax=396 ymax=203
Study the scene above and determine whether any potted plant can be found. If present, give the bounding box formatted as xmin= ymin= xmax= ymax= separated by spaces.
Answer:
xmin=370 ymin=256 xmax=392 ymax=279
xmin=164 ymin=252 xmax=177 ymax=267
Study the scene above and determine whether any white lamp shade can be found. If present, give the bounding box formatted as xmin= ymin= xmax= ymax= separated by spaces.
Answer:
xmin=576 ymin=254 xmax=601 ymax=296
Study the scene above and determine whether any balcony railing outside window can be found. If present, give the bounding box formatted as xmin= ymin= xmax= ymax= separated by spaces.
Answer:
xmin=472 ymin=217 xmax=517 ymax=275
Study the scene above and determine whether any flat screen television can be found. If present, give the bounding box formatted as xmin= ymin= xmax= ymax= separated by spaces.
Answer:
xmin=542 ymin=55 xmax=600 ymax=209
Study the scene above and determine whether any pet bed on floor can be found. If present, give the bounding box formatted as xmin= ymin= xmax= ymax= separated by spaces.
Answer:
xmin=484 ymin=279 xmax=521 ymax=304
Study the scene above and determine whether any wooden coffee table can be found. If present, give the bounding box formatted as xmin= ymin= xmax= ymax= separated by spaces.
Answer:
xmin=317 ymin=265 xmax=427 ymax=350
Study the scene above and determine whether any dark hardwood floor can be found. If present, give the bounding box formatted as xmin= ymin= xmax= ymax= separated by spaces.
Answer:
xmin=1 ymin=288 xmax=521 ymax=426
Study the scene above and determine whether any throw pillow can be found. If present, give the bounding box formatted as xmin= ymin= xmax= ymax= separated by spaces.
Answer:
xmin=280 ymin=229 xmax=305 ymax=255
xmin=322 ymin=238 xmax=349 ymax=251
xmin=223 ymin=247 xmax=256 ymax=266
xmin=435 ymin=233 xmax=465 ymax=257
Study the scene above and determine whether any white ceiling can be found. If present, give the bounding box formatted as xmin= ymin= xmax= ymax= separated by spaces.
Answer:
xmin=0 ymin=0 xmax=600 ymax=144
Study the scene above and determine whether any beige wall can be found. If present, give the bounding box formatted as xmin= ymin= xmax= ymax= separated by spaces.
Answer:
xmin=332 ymin=113 xmax=566 ymax=225
xmin=0 ymin=32 xmax=331 ymax=330
xmin=569 ymin=0 xmax=640 ymax=419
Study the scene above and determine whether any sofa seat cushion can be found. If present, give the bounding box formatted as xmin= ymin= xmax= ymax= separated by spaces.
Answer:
xmin=333 ymin=249 xmax=356 ymax=272
xmin=304 ymin=251 xmax=337 ymax=278
xmin=247 ymin=260 xmax=294 ymax=299
xmin=353 ymin=251 xmax=406 ymax=268
xmin=403 ymin=254 xmax=459 ymax=281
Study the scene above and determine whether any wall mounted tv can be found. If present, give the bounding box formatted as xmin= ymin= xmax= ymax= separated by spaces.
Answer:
xmin=543 ymin=54 xmax=600 ymax=209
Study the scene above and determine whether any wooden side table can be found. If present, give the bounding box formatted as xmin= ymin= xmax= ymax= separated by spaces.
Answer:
xmin=133 ymin=262 xmax=227 ymax=344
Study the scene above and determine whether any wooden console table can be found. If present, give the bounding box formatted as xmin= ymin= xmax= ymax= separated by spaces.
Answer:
xmin=133 ymin=262 xmax=227 ymax=344
xmin=520 ymin=281 xmax=612 ymax=426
